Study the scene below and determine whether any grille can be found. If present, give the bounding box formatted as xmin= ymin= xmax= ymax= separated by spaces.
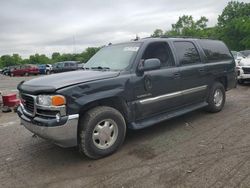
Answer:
xmin=242 ymin=67 xmax=250 ymax=74
xmin=21 ymin=94 xmax=35 ymax=114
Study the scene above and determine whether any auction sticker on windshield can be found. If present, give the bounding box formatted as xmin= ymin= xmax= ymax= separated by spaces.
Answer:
xmin=123 ymin=47 xmax=139 ymax=52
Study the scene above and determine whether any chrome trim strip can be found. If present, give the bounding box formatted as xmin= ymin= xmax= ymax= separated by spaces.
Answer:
xmin=140 ymin=91 xmax=182 ymax=104
xmin=182 ymin=85 xmax=207 ymax=95
xmin=139 ymin=85 xmax=207 ymax=105
xmin=20 ymin=103 xmax=34 ymax=117
xmin=68 ymin=114 xmax=79 ymax=120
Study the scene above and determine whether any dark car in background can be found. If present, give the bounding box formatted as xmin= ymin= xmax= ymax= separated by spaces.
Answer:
xmin=3 ymin=66 xmax=16 ymax=76
xmin=11 ymin=64 xmax=39 ymax=76
xmin=38 ymin=64 xmax=46 ymax=74
xmin=52 ymin=61 xmax=78 ymax=73
xmin=1 ymin=67 xmax=8 ymax=75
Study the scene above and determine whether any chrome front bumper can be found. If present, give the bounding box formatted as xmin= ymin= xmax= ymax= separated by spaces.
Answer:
xmin=237 ymin=66 xmax=250 ymax=80
xmin=17 ymin=106 xmax=79 ymax=147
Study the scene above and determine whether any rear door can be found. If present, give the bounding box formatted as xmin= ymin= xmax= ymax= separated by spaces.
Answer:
xmin=173 ymin=41 xmax=208 ymax=105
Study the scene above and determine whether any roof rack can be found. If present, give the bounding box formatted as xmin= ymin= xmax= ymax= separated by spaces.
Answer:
xmin=140 ymin=36 xmax=218 ymax=40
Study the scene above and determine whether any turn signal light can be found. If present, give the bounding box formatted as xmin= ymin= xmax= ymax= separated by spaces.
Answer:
xmin=51 ymin=95 xmax=66 ymax=106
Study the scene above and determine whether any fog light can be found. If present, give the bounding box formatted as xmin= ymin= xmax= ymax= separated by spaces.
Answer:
xmin=56 ymin=113 xmax=61 ymax=122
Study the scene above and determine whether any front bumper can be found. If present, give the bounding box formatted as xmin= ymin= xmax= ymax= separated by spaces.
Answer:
xmin=237 ymin=66 xmax=250 ymax=80
xmin=17 ymin=105 xmax=79 ymax=147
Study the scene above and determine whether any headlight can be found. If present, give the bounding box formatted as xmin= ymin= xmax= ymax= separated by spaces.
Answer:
xmin=37 ymin=95 xmax=66 ymax=106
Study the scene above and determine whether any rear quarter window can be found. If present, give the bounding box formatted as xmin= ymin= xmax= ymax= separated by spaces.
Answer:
xmin=173 ymin=41 xmax=201 ymax=65
xmin=198 ymin=40 xmax=232 ymax=63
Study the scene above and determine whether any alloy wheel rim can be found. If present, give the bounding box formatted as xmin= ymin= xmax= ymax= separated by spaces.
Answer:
xmin=92 ymin=119 xmax=118 ymax=150
xmin=214 ymin=89 xmax=223 ymax=107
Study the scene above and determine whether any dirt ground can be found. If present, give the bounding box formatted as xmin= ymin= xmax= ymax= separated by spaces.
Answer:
xmin=1 ymin=74 xmax=250 ymax=188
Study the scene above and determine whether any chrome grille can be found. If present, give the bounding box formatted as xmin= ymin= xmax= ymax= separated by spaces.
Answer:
xmin=21 ymin=94 xmax=35 ymax=114
xmin=242 ymin=67 xmax=250 ymax=74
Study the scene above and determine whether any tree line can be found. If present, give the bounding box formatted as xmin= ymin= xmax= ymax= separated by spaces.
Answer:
xmin=151 ymin=1 xmax=250 ymax=51
xmin=1 ymin=1 xmax=249 ymax=69
xmin=0 ymin=47 xmax=100 ymax=68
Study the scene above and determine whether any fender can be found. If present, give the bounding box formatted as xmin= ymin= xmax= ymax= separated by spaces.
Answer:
xmin=57 ymin=75 xmax=133 ymax=116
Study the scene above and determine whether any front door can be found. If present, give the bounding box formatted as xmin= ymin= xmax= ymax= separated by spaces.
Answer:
xmin=133 ymin=42 xmax=182 ymax=120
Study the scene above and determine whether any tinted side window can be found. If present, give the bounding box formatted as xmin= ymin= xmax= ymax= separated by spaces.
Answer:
xmin=199 ymin=40 xmax=232 ymax=63
xmin=142 ymin=42 xmax=175 ymax=67
xmin=174 ymin=42 xmax=201 ymax=65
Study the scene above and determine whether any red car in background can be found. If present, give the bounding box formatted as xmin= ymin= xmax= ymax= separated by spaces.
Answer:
xmin=10 ymin=64 xmax=39 ymax=77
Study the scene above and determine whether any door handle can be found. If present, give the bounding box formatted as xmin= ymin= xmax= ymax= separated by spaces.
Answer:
xmin=172 ymin=72 xmax=180 ymax=79
xmin=198 ymin=68 xmax=205 ymax=74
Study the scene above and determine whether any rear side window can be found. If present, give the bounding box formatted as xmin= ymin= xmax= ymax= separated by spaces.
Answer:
xmin=198 ymin=40 xmax=232 ymax=63
xmin=174 ymin=41 xmax=201 ymax=65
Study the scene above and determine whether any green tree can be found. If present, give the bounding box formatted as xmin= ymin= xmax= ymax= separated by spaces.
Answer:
xmin=168 ymin=15 xmax=209 ymax=37
xmin=0 ymin=58 xmax=3 ymax=68
xmin=12 ymin=54 xmax=22 ymax=65
xmin=1 ymin=55 xmax=15 ymax=67
xmin=217 ymin=1 xmax=250 ymax=50
xmin=51 ymin=52 xmax=61 ymax=62
xmin=29 ymin=54 xmax=51 ymax=64
xmin=151 ymin=29 xmax=164 ymax=37
xmin=151 ymin=15 xmax=211 ymax=38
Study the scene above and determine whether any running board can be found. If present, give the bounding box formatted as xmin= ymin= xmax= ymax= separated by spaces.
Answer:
xmin=129 ymin=102 xmax=208 ymax=130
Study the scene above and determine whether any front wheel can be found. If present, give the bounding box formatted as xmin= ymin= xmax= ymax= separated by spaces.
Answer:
xmin=205 ymin=82 xmax=225 ymax=113
xmin=78 ymin=106 xmax=126 ymax=159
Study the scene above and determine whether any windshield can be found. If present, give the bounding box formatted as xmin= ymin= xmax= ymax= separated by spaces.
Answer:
xmin=84 ymin=43 xmax=141 ymax=70
xmin=240 ymin=50 xmax=250 ymax=57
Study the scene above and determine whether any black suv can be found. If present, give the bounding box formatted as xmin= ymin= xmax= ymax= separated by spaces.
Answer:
xmin=17 ymin=38 xmax=236 ymax=159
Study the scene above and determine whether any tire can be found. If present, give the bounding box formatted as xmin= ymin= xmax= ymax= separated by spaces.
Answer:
xmin=78 ymin=106 xmax=126 ymax=159
xmin=25 ymin=72 xmax=29 ymax=76
xmin=238 ymin=79 xmax=244 ymax=85
xmin=46 ymin=70 xmax=50 ymax=75
xmin=205 ymin=82 xmax=225 ymax=113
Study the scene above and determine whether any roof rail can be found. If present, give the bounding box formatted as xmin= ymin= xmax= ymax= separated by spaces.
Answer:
xmin=140 ymin=36 xmax=218 ymax=40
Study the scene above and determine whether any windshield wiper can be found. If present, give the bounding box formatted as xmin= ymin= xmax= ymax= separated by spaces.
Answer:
xmin=90 ymin=66 xmax=110 ymax=70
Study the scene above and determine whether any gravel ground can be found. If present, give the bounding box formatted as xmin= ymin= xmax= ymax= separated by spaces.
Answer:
xmin=0 ymin=74 xmax=250 ymax=188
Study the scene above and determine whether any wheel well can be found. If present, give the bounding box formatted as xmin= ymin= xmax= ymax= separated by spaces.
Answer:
xmin=79 ymin=97 xmax=129 ymax=123
xmin=215 ymin=77 xmax=227 ymax=90
xmin=77 ymin=97 xmax=130 ymax=144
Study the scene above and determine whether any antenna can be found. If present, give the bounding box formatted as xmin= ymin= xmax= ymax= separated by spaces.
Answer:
xmin=73 ymin=35 xmax=76 ymax=54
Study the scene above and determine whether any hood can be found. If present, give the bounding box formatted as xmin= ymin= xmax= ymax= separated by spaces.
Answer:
xmin=18 ymin=70 xmax=120 ymax=94
xmin=239 ymin=57 xmax=250 ymax=66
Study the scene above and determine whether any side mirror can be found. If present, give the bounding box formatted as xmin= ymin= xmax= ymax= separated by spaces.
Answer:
xmin=138 ymin=58 xmax=161 ymax=72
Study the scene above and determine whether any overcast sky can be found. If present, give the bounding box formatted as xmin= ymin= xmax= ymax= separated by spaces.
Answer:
xmin=0 ymin=0 xmax=248 ymax=58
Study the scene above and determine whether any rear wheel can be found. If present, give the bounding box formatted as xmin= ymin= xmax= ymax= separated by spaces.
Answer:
xmin=205 ymin=82 xmax=225 ymax=113
xmin=78 ymin=106 xmax=126 ymax=159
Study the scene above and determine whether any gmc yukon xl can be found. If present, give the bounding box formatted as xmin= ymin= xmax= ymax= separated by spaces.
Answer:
xmin=17 ymin=38 xmax=236 ymax=159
